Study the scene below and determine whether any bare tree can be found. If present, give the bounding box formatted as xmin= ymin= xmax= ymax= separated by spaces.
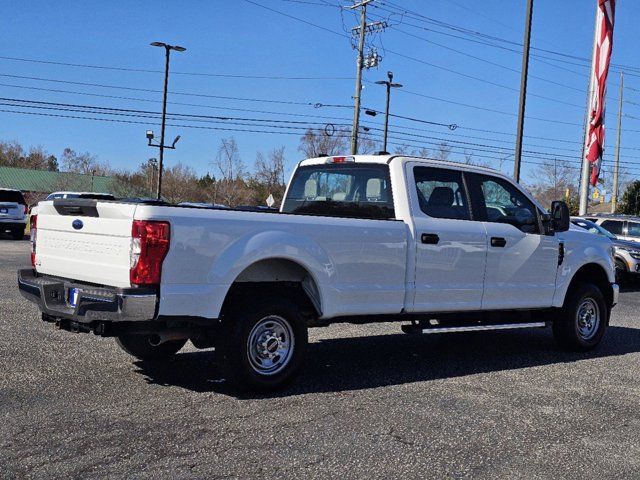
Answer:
xmin=60 ymin=148 xmax=109 ymax=175
xmin=248 ymin=147 xmax=287 ymax=206
xmin=212 ymin=137 xmax=246 ymax=207
xmin=298 ymin=128 xmax=349 ymax=158
xmin=529 ymin=159 xmax=579 ymax=210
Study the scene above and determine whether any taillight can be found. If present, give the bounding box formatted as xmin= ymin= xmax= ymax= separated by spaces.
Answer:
xmin=30 ymin=214 xmax=37 ymax=267
xmin=130 ymin=220 xmax=170 ymax=286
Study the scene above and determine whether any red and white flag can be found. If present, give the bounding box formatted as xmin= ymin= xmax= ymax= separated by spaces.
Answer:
xmin=584 ymin=0 xmax=616 ymax=186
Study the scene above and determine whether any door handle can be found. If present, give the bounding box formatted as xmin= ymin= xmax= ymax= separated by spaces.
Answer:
xmin=491 ymin=237 xmax=507 ymax=247
xmin=421 ymin=233 xmax=440 ymax=244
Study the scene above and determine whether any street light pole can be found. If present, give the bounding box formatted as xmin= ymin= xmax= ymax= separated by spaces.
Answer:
xmin=375 ymin=71 xmax=402 ymax=153
xmin=150 ymin=41 xmax=186 ymax=200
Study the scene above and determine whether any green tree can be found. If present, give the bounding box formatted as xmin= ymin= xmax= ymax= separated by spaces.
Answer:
xmin=618 ymin=181 xmax=640 ymax=215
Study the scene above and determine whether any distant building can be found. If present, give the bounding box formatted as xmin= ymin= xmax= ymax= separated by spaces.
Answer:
xmin=0 ymin=166 xmax=119 ymax=205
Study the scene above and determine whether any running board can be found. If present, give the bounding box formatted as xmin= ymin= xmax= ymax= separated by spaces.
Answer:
xmin=402 ymin=322 xmax=546 ymax=335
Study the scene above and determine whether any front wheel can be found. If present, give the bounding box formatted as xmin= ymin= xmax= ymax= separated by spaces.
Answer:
xmin=116 ymin=334 xmax=186 ymax=361
xmin=218 ymin=296 xmax=308 ymax=392
xmin=553 ymin=282 xmax=607 ymax=351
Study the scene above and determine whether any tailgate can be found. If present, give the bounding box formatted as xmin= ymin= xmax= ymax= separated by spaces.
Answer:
xmin=35 ymin=200 xmax=136 ymax=288
xmin=0 ymin=202 xmax=24 ymax=220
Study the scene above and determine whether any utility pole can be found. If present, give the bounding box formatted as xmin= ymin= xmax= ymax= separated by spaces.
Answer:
xmin=149 ymin=41 xmax=186 ymax=199
xmin=350 ymin=0 xmax=371 ymax=155
xmin=148 ymin=158 xmax=158 ymax=196
xmin=513 ymin=0 xmax=533 ymax=183
xmin=612 ymin=71 xmax=623 ymax=213
xmin=375 ymin=71 xmax=402 ymax=152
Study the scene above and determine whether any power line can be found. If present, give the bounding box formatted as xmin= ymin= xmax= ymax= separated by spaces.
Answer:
xmin=5 ymin=106 xmax=640 ymax=174
xmin=0 ymin=73 xmax=352 ymax=107
xmin=0 ymin=55 xmax=353 ymax=81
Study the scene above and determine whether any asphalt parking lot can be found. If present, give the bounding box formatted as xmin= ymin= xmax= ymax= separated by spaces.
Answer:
xmin=1 ymin=239 xmax=639 ymax=479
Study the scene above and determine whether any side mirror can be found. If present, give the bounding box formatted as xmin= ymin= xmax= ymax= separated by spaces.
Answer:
xmin=551 ymin=200 xmax=570 ymax=232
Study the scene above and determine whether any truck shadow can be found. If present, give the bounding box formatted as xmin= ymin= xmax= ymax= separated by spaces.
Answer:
xmin=132 ymin=325 xmax=640 ymax=398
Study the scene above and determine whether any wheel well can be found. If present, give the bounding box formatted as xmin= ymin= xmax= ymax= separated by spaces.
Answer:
xmin=568 ymin=263 xmax=613 ymax=307
xmin=222 ymin=258 xmax=322 ymax=319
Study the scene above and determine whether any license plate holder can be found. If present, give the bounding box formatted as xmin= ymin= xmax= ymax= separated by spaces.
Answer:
xmin=68 ymin=288 xmax=80 ymax=308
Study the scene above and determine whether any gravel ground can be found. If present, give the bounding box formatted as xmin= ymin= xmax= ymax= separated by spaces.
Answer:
xmin=1 ymin=238 xmax=639 ymax=479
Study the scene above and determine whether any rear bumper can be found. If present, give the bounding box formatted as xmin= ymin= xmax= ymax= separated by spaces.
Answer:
xmin=17 ymin=269 xmax=157 ymax=323
xmin=0 ymin=221 xmax=26 ymax=230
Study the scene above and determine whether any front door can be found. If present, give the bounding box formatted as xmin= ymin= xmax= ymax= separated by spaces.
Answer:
xmin=467 ymin=173 xmax=558 ymax=310
xmin=408 ymin=165 xmax=488 ymax=313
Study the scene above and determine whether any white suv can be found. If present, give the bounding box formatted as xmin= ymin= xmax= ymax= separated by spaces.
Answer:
xmin=0 ymin=188 xmax=28 ymax=240
xmin=584 ymin=215 xmax=640 ymax=244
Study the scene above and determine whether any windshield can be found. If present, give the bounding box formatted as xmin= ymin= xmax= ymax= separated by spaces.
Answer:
xmin=282 ymin=163 xmax=395 ymax=219
xmin=572 ymin=219 xmax=617 ymax=239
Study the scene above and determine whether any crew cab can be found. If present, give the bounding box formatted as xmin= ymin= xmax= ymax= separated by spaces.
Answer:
xmin=18 ymin=155 xmax=618 ymax=391
xmin=0 ymin=188 xmax=28 ymax=240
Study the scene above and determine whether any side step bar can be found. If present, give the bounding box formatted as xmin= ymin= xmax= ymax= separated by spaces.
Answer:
xmin=402 ymin=322 xmax=546 ymax=335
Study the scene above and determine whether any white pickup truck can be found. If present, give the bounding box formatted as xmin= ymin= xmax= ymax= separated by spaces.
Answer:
xmin=18 ymin=155 xmax=618 ymax=391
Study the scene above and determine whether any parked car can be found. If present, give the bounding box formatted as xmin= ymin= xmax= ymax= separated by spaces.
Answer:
xmin=571 ymin=217 xmax=640 ymax=282
xmin=45 ymin=191 xmax=115 ymax=201
xmin=0 ymin=188 xmax=28 ymax=240
xmin=584 ymin=214 xmax=640 ymax=243
xmin=18 ymin=154 xmax=618 ymax=391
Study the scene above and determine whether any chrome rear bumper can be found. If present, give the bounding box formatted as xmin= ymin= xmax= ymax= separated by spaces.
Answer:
xmin=17 ymin=269 xmax=157 ymax=323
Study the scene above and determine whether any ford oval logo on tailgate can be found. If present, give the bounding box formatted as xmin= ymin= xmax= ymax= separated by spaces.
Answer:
xmin=72 ymin=219 xmax=84 ymax=230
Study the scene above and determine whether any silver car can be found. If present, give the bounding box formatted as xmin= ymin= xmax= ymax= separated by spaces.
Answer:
xmin=572 ymin=217 xmax=640 ymax=282
xmin=584 ymin=214 xmax=640 ymax=244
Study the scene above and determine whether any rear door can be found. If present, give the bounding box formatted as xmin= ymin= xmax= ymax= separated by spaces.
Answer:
xmin=35 ymin=200 xmax=136 ymax=288
xmin=407 ymin=164 xmax=487 ymax=312
xmin=467 ymin=173 xmax=558 ymax=309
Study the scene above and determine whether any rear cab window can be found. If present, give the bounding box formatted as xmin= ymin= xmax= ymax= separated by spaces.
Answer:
xmin=282 ymin=163 xmax=395 ymax=219
xmin=0 ymin=190 xmax=26 ymax=205
xmin=413 ymin=166 xmax=470 ymax=220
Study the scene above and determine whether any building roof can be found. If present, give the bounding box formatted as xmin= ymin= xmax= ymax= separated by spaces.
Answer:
xmin=0 ymin=166 xmax=118 ymax=194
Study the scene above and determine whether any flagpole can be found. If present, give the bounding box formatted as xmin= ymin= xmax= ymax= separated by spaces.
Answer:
xmin=579 ymin=6 xmax=600 ymax=216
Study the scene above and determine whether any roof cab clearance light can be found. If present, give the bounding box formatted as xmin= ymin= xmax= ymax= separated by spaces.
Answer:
xmin=130 ymin=220 xmax=171 ymax=286
xmin=30 ymin=214 xmax=37 ymax=267
xmin=326 ymin=156 xmax=355 ymax=164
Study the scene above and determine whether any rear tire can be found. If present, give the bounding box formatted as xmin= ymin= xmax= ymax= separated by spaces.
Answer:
xmin=116 ymin=334 xmax=186 ymax=361
xmin=217 ymin=295 xmax=308 ymax=392
xmin=11 ymin=228 xmax=23 ymax=240
xmin=552 ymin=282 xmax=607 ymax=351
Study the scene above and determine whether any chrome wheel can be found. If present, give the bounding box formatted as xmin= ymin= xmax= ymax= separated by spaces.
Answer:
xmin=246 ymin=315 xmax=295 ymax=376
xmin=576 ymin=298 xmax=600 ymax=341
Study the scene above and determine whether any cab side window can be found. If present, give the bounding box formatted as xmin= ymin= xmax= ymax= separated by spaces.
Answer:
xmin=470 ymin=174 xmax=539 ymax=234
xmin=413 ymin=167 xmax=470 ymax=220
xmin=601 ymin=220 xmax=623 ymax=235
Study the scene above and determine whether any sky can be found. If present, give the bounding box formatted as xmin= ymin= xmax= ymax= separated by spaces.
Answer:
xmin=1 ymin=0 xmax=639 ymax=193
